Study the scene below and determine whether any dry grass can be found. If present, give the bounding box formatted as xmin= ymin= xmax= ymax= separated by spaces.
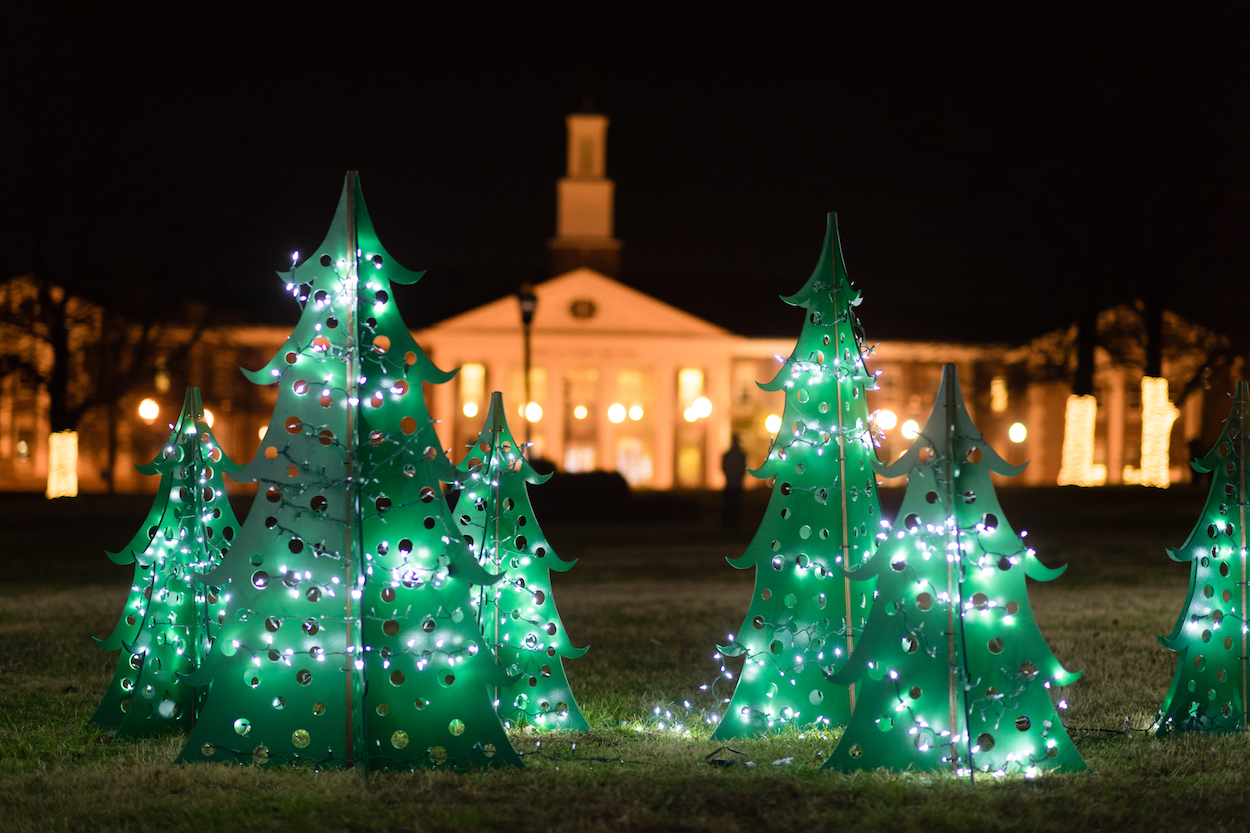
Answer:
xmin=4 ymin=487 xmax=1250 ymax=832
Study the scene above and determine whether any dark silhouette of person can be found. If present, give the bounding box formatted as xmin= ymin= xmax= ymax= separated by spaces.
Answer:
xmin=721 ymin=435 xmax=747 ymax=531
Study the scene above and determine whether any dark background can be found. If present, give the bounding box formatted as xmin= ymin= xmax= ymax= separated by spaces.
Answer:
xmin=4 ymin=5 xmax=1248 ymax=342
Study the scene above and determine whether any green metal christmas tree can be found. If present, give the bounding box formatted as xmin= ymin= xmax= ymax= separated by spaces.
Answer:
xmin=455 ymin=392 xmax=588 ymax=731
xmin=178 ymin=173 xmax=522 ymax=771
xmin=713 ymin=213 xmax=882 ymax=739
xmin=1157 ymin=382 xmax=1249 ymax=734
xmin=824 ymin=365 xmax=1085 ymax=775
xmin=91 ymin=387 xmax=241 ymax=737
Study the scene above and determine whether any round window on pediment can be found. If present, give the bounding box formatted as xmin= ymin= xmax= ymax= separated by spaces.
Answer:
xmin=569 ymin=299 xmax=597 ymax=320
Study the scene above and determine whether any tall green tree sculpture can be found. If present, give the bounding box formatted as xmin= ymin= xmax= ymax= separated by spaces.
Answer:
xmin=1157 ymin=382 xmax=1249 ymax=734
xmin=713 ymin=214 xmax=882 ymax=739
xmin=455 ymin=392 xmax=588 ymax=732
xmin=178 ymin=173 xmax=522 ymax=771
xmin=825 ymin=365 xmax=1085 ymax=775
xmin=91 ymin=387 xmax=241 ymax=737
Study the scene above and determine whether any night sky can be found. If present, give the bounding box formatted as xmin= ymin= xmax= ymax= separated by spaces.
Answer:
xmin=4 ymin=7 xmax=1249 ymax=343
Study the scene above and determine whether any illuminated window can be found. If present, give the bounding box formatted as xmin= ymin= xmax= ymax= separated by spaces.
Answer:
xmin=678 ymin=368 xmax=703 ymax=404
xmin=990 ymin=377 xmax=1008 ymax=413
xmin=676 ymin=445 xmax=703 ymax=487
xmin=459 ymin=363 xmax=485 ymax=418
xmin=564 ymin=445 xmax=596 ymax=472
xmin=510 ymin=366 xmax=546 ymax=420
xmin=615 ymin=437 xmax=653 ymax=486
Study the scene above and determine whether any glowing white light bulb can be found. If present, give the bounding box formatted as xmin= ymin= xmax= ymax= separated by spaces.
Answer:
xmin=901 ymin=419 xmax=920 ymax=439
xmin=628 ymin=405 xmax=644 ymax=421
xmin=608 ymin=403 xmax=626 ymax=423
xmin=138 ymin=399 xmax=160 ymax=421
xmin=525 ymin=402 xmax=543 ymax=422
xmin=203 ymin=409 xmax=215 ymax=427
xmin=1008 ymin=422 xmax=1027 ymax=443
xmin=692 ymin=396 xmax=712 ymax=419
xmin=875 ymin=409 xmax=898 ymax=430
xmin=573 ymin=405 xmax=588 ymax=420
xmin=462 ymin=402 xmax=478 ymax=418
xmin=765 ymin=413 xmax=782 ymax=434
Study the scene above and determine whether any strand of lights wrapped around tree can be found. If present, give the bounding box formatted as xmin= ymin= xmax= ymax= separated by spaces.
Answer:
xmin=712 ymin=213 xmax=881 ymax=739
xmin=177 ymin=173 xmax=522 ymax=771
xmin=1156 ymin=382 xmax=1249 ymax=733
xmin=824 ymin=365 xmax=1085 ymax=776
xmin=91 ymin=387 xmax=241 ymax=737
xmin=46 ymin=429 xmax=78 ymax=498
xmin=1057 ymin=395 xmax=1103 ymax=487
xmin=455 ymin=391 xmax=589 ymax=731
xmin=1138 ymin=376 xmax=1180 ymax=488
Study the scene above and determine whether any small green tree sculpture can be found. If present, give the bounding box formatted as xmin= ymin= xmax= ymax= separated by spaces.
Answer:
xmin=824 ymin=365 xmax=1085 ymax=775
xmin=91 ymin=387 xmax=241 ymax=737
xmin=178 ymin=173 xmax=521 ymax=771
xmin=713 ymin=213 xmax=882 ymax=739
xmin=455 ymin=392 xmax=588 ymax=731
xmin=1157 ymin=382 xmax=1249 ymax=734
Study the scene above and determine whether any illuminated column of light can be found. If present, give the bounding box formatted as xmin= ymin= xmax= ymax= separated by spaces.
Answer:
xmin=1057 ymin=395 xmax=1102 ymax=486
xmin=1140 ymin=376 xmax=1180 ymax=489
xmin=46 ymin=430 xmax=78 ymax=498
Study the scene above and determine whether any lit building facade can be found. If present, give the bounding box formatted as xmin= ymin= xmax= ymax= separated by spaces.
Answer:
xmin=0 ymin=283 xmax=1223 ymax=493
xmin=0 ymin=115 xmax=1227 ymax=493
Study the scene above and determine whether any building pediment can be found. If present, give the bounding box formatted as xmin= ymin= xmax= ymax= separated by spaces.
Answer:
xmin=421 ymin=268 xmax=732 ymax=339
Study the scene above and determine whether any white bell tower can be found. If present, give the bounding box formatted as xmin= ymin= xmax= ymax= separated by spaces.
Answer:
xmin=548 ymin=112 xmax=622 ymax=276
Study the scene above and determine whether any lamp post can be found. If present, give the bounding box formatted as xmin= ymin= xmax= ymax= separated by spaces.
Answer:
xmin=517 ymin=283 xmax=537 ymax=456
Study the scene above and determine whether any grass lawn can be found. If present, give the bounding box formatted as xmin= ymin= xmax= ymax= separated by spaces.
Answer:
xmin=3 ymin=485 xmax=1249 ymax=832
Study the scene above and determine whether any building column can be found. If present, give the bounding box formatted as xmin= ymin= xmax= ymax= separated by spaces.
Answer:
xmin=1024 ymin=384 xmax=1048 ymax=485
xmin=598 ymin=362 xmax=618 ymax=474
xmin=652 ymin=363 xmax=676 ymax=490
xmin=544 ymin=361 xmax=565 ymax=469
xmin=431 ymin=365 xmax=456 ymax=454
xmin=705 ymin=357 xmax=732 ymax=488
